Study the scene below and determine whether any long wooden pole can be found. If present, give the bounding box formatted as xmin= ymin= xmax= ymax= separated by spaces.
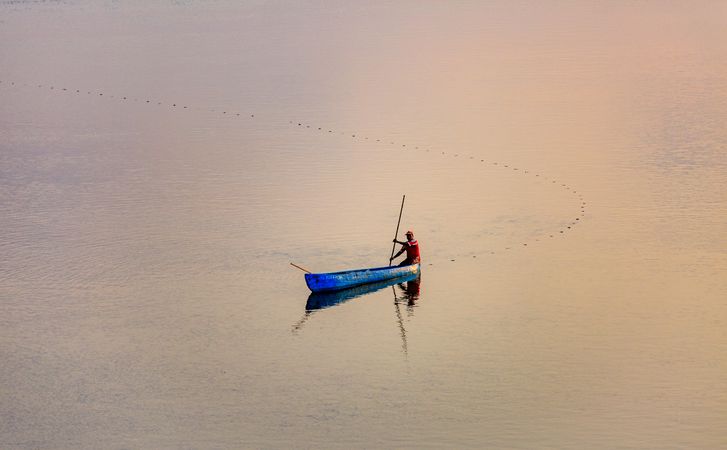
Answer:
xmin=389 ymin=195 xmax=406 ymax=266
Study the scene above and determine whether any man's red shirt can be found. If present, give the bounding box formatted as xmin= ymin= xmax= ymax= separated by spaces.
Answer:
xmin=403 ymin=239 xmax=420 ymax=263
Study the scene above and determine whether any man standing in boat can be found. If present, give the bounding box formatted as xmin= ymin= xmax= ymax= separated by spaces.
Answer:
xmin=390 ymin=230 xmax=420 ymax=266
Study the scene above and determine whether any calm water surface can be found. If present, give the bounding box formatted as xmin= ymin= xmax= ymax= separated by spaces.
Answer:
xmin=1 ymin=1 xmax=726 ymax=448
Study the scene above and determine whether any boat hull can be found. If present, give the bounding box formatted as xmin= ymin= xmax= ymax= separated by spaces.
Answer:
xmin=305 ymin=263 xmax=420 ymax=293
xmin=306 ymin=271 xmax=420 ymax=310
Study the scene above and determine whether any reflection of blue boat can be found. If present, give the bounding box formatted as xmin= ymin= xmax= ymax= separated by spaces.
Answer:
xmin=305 ymin=263 xmax=420 ymax=293
xmin=306 ymin=271 xmax=420 ymax=311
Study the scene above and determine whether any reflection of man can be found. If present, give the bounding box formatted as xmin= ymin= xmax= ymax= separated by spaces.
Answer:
xmin=402 ymin=276 xmax=421 ymax=307
xmin=390 ymin=230 xmax=420 ymax=266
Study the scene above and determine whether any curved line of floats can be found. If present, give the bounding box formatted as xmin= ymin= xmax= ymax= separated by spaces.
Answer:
xmin=0 ymin=79 xmax=587 ymax=263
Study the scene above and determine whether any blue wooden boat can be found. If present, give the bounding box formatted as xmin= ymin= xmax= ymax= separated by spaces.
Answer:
xmin=306 ymin=271 xmax=420 ymax=310
xmin=305 ymin=263 xmax=420 ymax=293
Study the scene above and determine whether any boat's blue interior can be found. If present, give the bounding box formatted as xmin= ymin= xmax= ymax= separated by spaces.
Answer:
xmin=315 ymin=264 xmax=417 ymax=276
